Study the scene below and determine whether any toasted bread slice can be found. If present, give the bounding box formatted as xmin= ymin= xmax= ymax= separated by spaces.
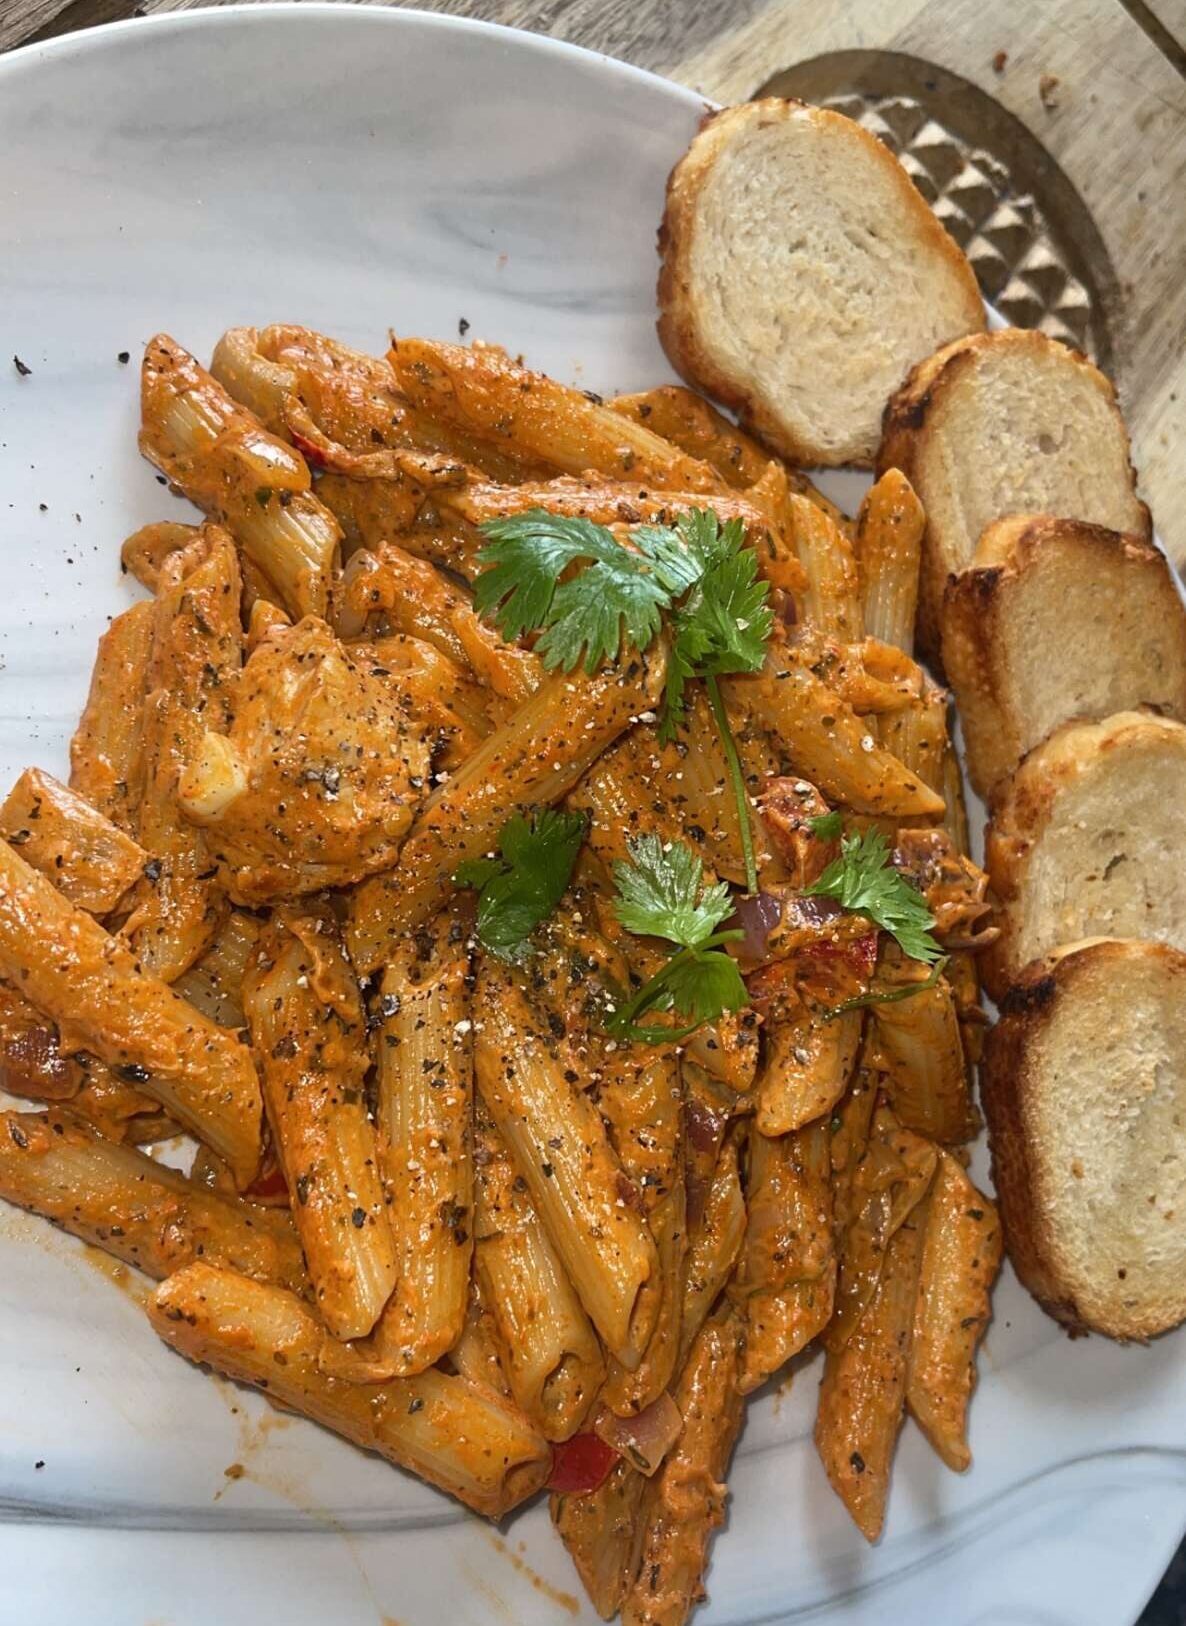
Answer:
xmin=941 ymin=515 xmax=1186 ymax=798
xmin=982 ymin=939 xmax=1186 ymax=1339
xmin=657 ymin=100 xmax=984 ymax=468
xmin=878 ymin=330 xmax=1151 ymax=654
xmin=982 ymin=712 xmax=1186 ymax=998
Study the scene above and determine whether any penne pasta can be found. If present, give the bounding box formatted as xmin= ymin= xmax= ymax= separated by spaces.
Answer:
xmin=0 ymin=767 xmax=147 ymax=915
xmin=756 ymin=1005 xmax=862 ymax=1137
xmin=69 ymin=599 xmax=155 ymax=835
xmin=449 ymin=1280 xmax=513 ymax=1400
xmin=474 ymin=1102 xmax=605 ymax=1440
xmin=815 ymin=1204 xmax=928 ymax=1543
xmin=622 ymin=1314 xmax=744 ymax=1626
xmin=63 ymin=1055 xmax=179 ymax=1145
xmin=172 ymin=909 xmax=260 ymax=1031
xmin=855 ymin=469 xmax=925 ymax=653
xmin=789 ymin=493 xmax=863 ymax=640
xmin=368 ymin=910 xmax=474 ymax=1377
xmin=0 ymin=1108 xmax=307 ymax=1294
xmin=553 ymin=1457 xmax=648 ymax=1621
xmin=726 ymin=648 xmax=945 ymax=819
xmin=679 ymin=1128 xmax=746 ymax=1368
xmin=125 ymin=525 xmax=242 ymax=980
xmin=388 ymin=337 xmax=722 ymax=491
xmin=242 ymin=906 xmax=396 ymax=1340
xmin=870 ymin=948 xmax=979 ymax=1145
xmin=608 ymin=385 xmax=773 ymax=489
xmin=474 ymin=960 xmax=658 ymax=1368
xmin=139 ymin=334 xmax=341 ymax=618
xmin=878 ymin=683 xmax=948 ymax=807
xmin=735 ymin=1121 xmax=836 ymax=1393
xmin=598 ymin=1050 xmax=686 ymax=1416
xmin=149 ymin=1263 xmax=552 ymax=1518
xmin=348 ymin=649 xmax=663 ymax=972
xmin=119 ymin=520 xmax=201 ymax=593
xmin=907 ymin=1152 xmax=1002 ymax=1471
xmin=0 ymin=837 xmax=261 ymax=1184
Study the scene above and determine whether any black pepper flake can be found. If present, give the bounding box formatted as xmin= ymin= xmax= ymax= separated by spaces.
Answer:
xmin=351 ymin=1206 xmax=366 ymax=1228
xmin=13 ymin=356 xmax=32 ymax=377
xmin=457 ymin=318 xmax=470 ymax=337
xmin=254 ymin=486 xmax=272 ymax=509
xmin=155 ymin=474 xmax=168 ymax=485
xmin=408 ymin=1397 xmax=424 ymax=1414
xmin=8 ymin=829 xmax=31 ymax=845
xmin=295 ymin=1174 xmax=311 ymax=1205
xmin=850 ymin=1451 xmax=866 ymax=1474
xmin=117 ymin=351 xmax=130 ymax=365
xmin=271 ymin=1035 xmax=297 ymax=1060
xmin=34 ymin=1460 xmax=45 ymax=1470
xmin=38 ymin=503 xmax=47 ymax=513
xmin=143 ymin=858 xmax=162 ymax=882
xmin=9 ymin=1122 xmax=29 ymax=1149
xmin=541 ymin=1161 xmax=554 ymax=1179
xmin=115 ymin=1062 xmax=150 ymax=1084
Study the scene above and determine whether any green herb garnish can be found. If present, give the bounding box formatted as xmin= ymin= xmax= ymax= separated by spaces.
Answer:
xmin=473 ymin=508 xmax=773 ymax=893
xmin=454 ymin=808 xmax=587 ymax=962
xmin=804 ymin=827 xmax=943 ymax=965
xmin=808 ymin=810 xmax=844 ymax=840
xmin=819 ymin=956 xmax=948 ymax=1021
xmin=606 ymin=836 xmax=747 ymax=1044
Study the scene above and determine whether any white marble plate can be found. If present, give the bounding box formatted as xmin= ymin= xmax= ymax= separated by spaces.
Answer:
xmin=0 ymin=7 xmax=1183 ymax=1624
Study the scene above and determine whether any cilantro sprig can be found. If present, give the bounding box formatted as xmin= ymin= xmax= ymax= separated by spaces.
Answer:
xmin=606 ymin=836 xmax=748 ymax=1045
xmin=474 ymin=508 xmax=772 ymax=892
xmin=805 ymin=827 xmax=943 ymax=965
xmin=454 ymin=808 xmax=587 ymax=962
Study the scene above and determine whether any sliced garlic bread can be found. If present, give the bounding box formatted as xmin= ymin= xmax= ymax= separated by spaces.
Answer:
xmin=657 ymin=99 xmax=984 ymax=468
xmin=982 ymin=712 xmax=1186 ymax=998
xmin=878 ymin=331 xmax=1150 ymax=654
xmin=982 ymin=939 xmax=1186 ymax=1340
xmin=941 ymin=515 xmax=1186 ymax=798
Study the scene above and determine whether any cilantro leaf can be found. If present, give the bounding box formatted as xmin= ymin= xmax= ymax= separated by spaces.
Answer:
xmin=809 ymin=810 xmax=844 ymax=840
xmin=804 ymin=827 xmax=943 ymax=965
xmin=656 ymin=513 xmax=773 ymax=744
xmin=453 ymin=808 xmax=587 ymax=960
xmin=473 ymin=510 xmax=671 ymax=674
xmin=607 ymin=837 xmax=746 ymax=1044
xmin=819 ymin=956 xmax=948 ymax=1021
xmin=611 ymin=835 xmax=733 ymax=949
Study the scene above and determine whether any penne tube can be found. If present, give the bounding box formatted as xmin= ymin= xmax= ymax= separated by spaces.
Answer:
xmin=172 ymin=909 xmax=260 ymax=1031
xmin=0 ymin=838 xmax=261 ymax=1184
xmin=364 ymin=634 xmax=494 ymax=757
xmin=119 ymin=520 xmax=201 ymax=593
xmin=334 ymin=543 xmax=540 ymax=705
xmin=681 ymin=1007 xmax=761 ymax=1095
xmin=348 ymin=649 xmax=663 ymax=972
xmin=369 ymin=913 xmax=474 ymax=1377
xmin=726 ymin=649 xmax=945 ymax=819
xmin=139 ymin=334 xmax=341 ymax=619
xmin=598 ymin=1051 xmax=686 ymax=1416
xmin=552 ymin=1457 xmax=648 ymax=1621
xmin=609 ymin=385 xmax=774 ymax=489
xmin=942 ymin=739 xmax=971 ymax=855
xmin=878 ymin=684 xmax=947 ymax=807
xmin=0 ymin=767 xmax=147 ymax=915
xmin=871 ymin=949 xmax=978 ymax=1145
xmin=388 ymin=337 xmax=722 ymax=491
xmin=815 ymin=1203 xmax=928 ymax=1543
xmin=756 ymin=1006 xmax=862 ymax=1136
xmin=907 ymin=1153 xmax=1002 ymax=1471
xmin=474 ymin=1104 xmax=605 ymax=1440
xmin=0 ymin=1109 xmax=306 ymax=1294
xmin=149 ymin=1263 xmax=552 ymax=1518
xmin=125 ymin=526 xmax=242 ymax=980
xmin=735 ymin=1121 xmax=836 ymax=1392
xmin=679 ymin=1128 xmax=746 ymax=1368
xmin=69 ymin=599 xmax=155 ymax=835
xmin=622 ymin=1315 xmax=744 ymax=1626
xmin=449 ymin=1282 xmax=513 ymax=1400
xmin=474 ymin=961 xmax=658 ymax=1368
xmin=242 ymin=907 xmax=396 ymax=1341
xmin=789 ymin=493 xmax=863 ymax=640
xmin=64 ymin=1055 xmax=178 ymax=1145
xmin=855 ymin=469 xmax=925 ymax=653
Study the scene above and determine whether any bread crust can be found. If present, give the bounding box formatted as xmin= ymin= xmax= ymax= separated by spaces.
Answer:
xmin=939 ymin=515 xmax=1181 ymax=800
xmin=657 ymin=99 xmax=984 ymax=468
xmin=877 ymin=332 xmax=1152 ymax=658
xmin=982 ymin=940 xmax=1186 ymax=1340
xmin=982 ymin=711 xmax=1186 ymax=998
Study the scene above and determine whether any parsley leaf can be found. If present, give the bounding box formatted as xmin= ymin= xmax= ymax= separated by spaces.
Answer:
xmin=612 ymin=834 xmax=733 ymax=948
xmin=809 ymin=810 xmax=844 ymax=840
xmin=607 ymin=837 xmax=747 ymax=1044
xmin=819 ymin=956 xmax=948 ymax=1021
xmin=804 ymin=827 xmax=943 ymax=965
xmin=454 ymin=808 xmax=587 ymax=961
xmin=473 ymin=510 xmax=672 ymax=675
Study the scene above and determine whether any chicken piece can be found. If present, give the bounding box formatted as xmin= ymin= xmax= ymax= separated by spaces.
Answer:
xmin=891 ymin=828 xmax=995 ymax=948
xmin=178 ymin=616 xmax=430 ymax=903
xmin=756 ymin=775 xmax=836 ymax=887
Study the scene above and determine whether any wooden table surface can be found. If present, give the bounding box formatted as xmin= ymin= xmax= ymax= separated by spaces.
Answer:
xmin=3 ymin=0 xmax=1185 ymax=569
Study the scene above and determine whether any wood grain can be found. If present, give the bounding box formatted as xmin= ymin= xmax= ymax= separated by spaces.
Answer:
xmin=2 ymin=0 xmax=1183 ymax=573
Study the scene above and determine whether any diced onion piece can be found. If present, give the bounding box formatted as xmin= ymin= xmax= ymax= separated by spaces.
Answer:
xmin=178 ymin=732 xmax=248 ymax=822
xmin=593 ymin=1391 xmax=683 ymax=1477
